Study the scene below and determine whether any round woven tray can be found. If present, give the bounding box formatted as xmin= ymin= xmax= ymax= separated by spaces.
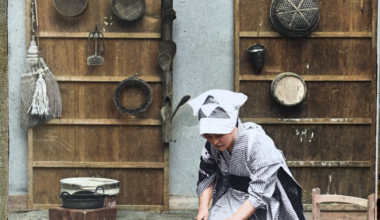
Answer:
xmin=113 ymin=75 xmax=152 ymax=115
xmin=270 ymin=0 xmax=320 ymax=37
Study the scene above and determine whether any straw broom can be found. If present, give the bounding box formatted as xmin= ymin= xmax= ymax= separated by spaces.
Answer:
xmin=20 ymin=0 xmax=62 ymax=130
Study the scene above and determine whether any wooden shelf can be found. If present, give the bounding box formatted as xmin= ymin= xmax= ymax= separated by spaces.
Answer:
xmin=241 ymin=118 xmax=371 ymax=125
xmin=240 ymin=31 xmax=372 ymax=38
xmin=287 ymin=161 xmax=371 ymax=168
xmin=240 ymin=75 xmax=372 ymax=82
xmin=56 ymin=76 xmax=162 ymax=83
xmin=33 ymin=161 xmax=165 ymax=169
xmin=39 ymin=32 xmax=161 ymax=39
xmin=33 ymin=204 xmax=163 ymax=211
xmin=46 ymin=119 xmax=162 ymax=126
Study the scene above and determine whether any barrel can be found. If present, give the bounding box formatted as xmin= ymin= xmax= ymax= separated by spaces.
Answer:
xmin=271 ymin=72 xmax=307 ymax=106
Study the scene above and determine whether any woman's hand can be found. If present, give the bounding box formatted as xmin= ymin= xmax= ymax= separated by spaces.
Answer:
xmin=195 ymin=207 xmax=209 ymax=220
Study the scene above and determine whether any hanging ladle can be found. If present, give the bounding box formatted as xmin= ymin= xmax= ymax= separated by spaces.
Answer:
xmin=171 ymin=95 xmax=191 ymax=121
xmin=158 ymin=53 xmax=172 ymax=97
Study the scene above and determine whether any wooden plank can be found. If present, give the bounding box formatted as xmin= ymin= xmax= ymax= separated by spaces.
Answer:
xmin=33 ymin=161 xmax=165 ymax=169
xmin=240 ymin=82 xmax=372 ymax=118
xmin=56 ymin=76 xmax=162 ymax=82
xmin=37 ymin=0 xmax=161 ymax=33
xmin=287 ymin=161 xmax=371 ymax=168
xmin=234 ymin=0 xmax=240 ymax=92
xmin=46 ymin=119 xmax=162 ymax=125
xmin=303 ymin=203 xmax=367 ymax=212
xmin=27 ymin=129 xmax=33 ymax=209
xmin=39 ymin=32 xmax=161 ymax=39
xmin=241 ymin=118 xmax=371 ymax=124
xmin=8 ymin=195 xmax=28 ymax=210
xmin=240 ymin=31 xmax=372 ymax=38
xmin=370 ymin=0 xmax=378 ymax=210
xmin=240 ymin=75 xmax=372 ymax=82
xmin=117 ymin=205 xmax=163 ymax=211
xmin=239 ymin=0 xmax=372 ymax=33
xmin=57 ymin=83 xmax=162 ymax=120
xmin=33 ymin=125 xmax=164 ymax=163
xmin=239 ymin=38 xmax=372 ymax=76
xmin=314 ymin=195 xmax=368 ymax=207
xmin=163 ymin=144 xmax=169 ymax=211
xmin=34 ymin=204 xmax=163 ymax=211
xmin=33 ymin=168 xmax=164 ymax=205
xmin=262 ymin=125 xmax=371 ymax=161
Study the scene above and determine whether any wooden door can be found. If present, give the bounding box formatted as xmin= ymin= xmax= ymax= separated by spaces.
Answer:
xmin=26 ymin=0 xmax=169 ymax=211
xmin=234 ymin=0 xmax=377 ymax=213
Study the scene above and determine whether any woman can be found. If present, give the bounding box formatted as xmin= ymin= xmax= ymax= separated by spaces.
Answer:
xmin=188 ymin=90 xmax=305 ymax=220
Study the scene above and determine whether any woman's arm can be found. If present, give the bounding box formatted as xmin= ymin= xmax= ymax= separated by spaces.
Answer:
xmin=222 ymin=199 xmax=256 ymax=220
xmin=195 ymin=180 xmax=214 ymax=220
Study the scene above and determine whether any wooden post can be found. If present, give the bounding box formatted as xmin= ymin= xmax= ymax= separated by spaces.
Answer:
xmin=0 ymin=0 xmax=8 ymax=218
xmin=312 ymin=188 xmax=320 ymax=220
xmin=367 ymin=194 xmax=375 ymax=220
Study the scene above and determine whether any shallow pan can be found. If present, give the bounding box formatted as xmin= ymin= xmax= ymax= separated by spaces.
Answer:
xmin=53 ymin=0 xmax=88 ymax=17
xmin=112 ymin=0 xmax=146 ymax=21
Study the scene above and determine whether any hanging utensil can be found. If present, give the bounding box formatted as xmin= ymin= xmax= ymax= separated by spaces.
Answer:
xmin=87 ymin=25 xmax=105 ymax=66
xmin=162 ymin=9 xmax=176 ymax=41
xmin=158 ymin=53 xmax=172 ymax=98
xmin=20 ymin=0 xmax=62 ymax=129
xmin=158 ymin=40 xmax=176 ymax=71
xmin=171 ymin=95 xmax=191 ymax=121
xmin=112 ymin=0 xmax=146 ymax=21
xmin=270 ymin=0 xmax=320 ymax=37
xmin=53 ymin=0 xmax=88 ymax=17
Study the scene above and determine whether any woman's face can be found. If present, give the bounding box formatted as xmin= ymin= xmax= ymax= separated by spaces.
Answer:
xmin=203 ymin=127 xmax=238 ymax=153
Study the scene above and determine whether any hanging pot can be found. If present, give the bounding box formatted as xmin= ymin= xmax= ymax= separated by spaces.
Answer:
xmin=112 ymin=0 xmax=146 ymax=21
xmin=247 ymin=44 xmax=266 ymax=70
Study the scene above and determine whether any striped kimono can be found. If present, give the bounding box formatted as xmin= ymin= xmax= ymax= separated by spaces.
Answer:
xmin=197 ymin=119 xmax=305 ymax=220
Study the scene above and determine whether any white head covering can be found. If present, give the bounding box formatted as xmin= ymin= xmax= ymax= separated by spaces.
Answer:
xmin=187 ymin=89 xmax=248 ymax=136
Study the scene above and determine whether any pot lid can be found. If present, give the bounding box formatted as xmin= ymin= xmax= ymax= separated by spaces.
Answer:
xmin=60 ymin=178 xmax=119 ymax=195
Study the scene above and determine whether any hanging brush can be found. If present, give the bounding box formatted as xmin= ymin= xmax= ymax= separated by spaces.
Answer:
xmin=20 ymin=0 xmax=62 ymax=129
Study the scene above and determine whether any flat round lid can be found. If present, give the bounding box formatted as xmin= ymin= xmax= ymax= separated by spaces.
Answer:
xmin=54 ymin=0 xmax=88 ymax=17
xmin=271 ymin=72 xmax=307 ymax=106
xmin=60 ymin=178 xmax=119 ymax=195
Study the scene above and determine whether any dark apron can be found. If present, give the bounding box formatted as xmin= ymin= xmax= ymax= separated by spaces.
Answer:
xmin=230 ymin=168 xmax=305 ymax=220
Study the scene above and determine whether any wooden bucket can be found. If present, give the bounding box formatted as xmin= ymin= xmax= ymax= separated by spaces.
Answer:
xmin=271 ymin=72 xmax=307 ymax=106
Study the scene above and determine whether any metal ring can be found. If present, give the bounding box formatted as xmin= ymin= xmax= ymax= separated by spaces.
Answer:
xmin=113 ymin=75 xmax=152 ymax=115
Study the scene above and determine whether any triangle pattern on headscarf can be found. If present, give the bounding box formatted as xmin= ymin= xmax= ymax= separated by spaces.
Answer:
xmin=198 ymin=108 xmax=207 ymax=120
xmin=209 ymin=107 xmax=230 ymax=118
xmin=203 ymin=95 xmax=219 ymax=105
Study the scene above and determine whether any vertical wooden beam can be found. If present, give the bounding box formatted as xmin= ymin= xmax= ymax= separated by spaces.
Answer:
xmin=234 ymin=0 xmax=240 ymax=92
xmin=371 ymin=1 xmax=378 ymax=219
xmin=27 ymin=129 xmax=33 ymax=209
xmin=0 ymin=0 xmax=8 ymax=218
xmin=163 ymin=143 xmax=170 ymax=211
xmin=312 ymin=188 xmax=321 ymax=220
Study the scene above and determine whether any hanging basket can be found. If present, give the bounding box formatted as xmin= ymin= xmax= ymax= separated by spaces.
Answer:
xmin=113 ymin=74 xmax=152 ymax=115
xmin=270 ymin=0 xmax=320 ymax=37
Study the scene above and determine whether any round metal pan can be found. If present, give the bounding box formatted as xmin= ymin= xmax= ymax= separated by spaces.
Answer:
xmin=112 ymin=0 xmax=146 ymax=21
xmin=59 ymin=192 xmax=109 ymax=209
xmin=54 ymin=0 xmax=88 ymax=17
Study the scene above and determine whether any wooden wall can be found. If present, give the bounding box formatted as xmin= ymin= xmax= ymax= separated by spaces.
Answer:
xmin=234 ymin=0 xmax=377 ymax=212
xmin=26 ymin=0 xmax=168 ymax=211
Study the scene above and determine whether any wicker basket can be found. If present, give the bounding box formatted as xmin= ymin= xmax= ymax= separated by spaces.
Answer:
xmin=270 ymin=0 xmax=320 ymax=37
